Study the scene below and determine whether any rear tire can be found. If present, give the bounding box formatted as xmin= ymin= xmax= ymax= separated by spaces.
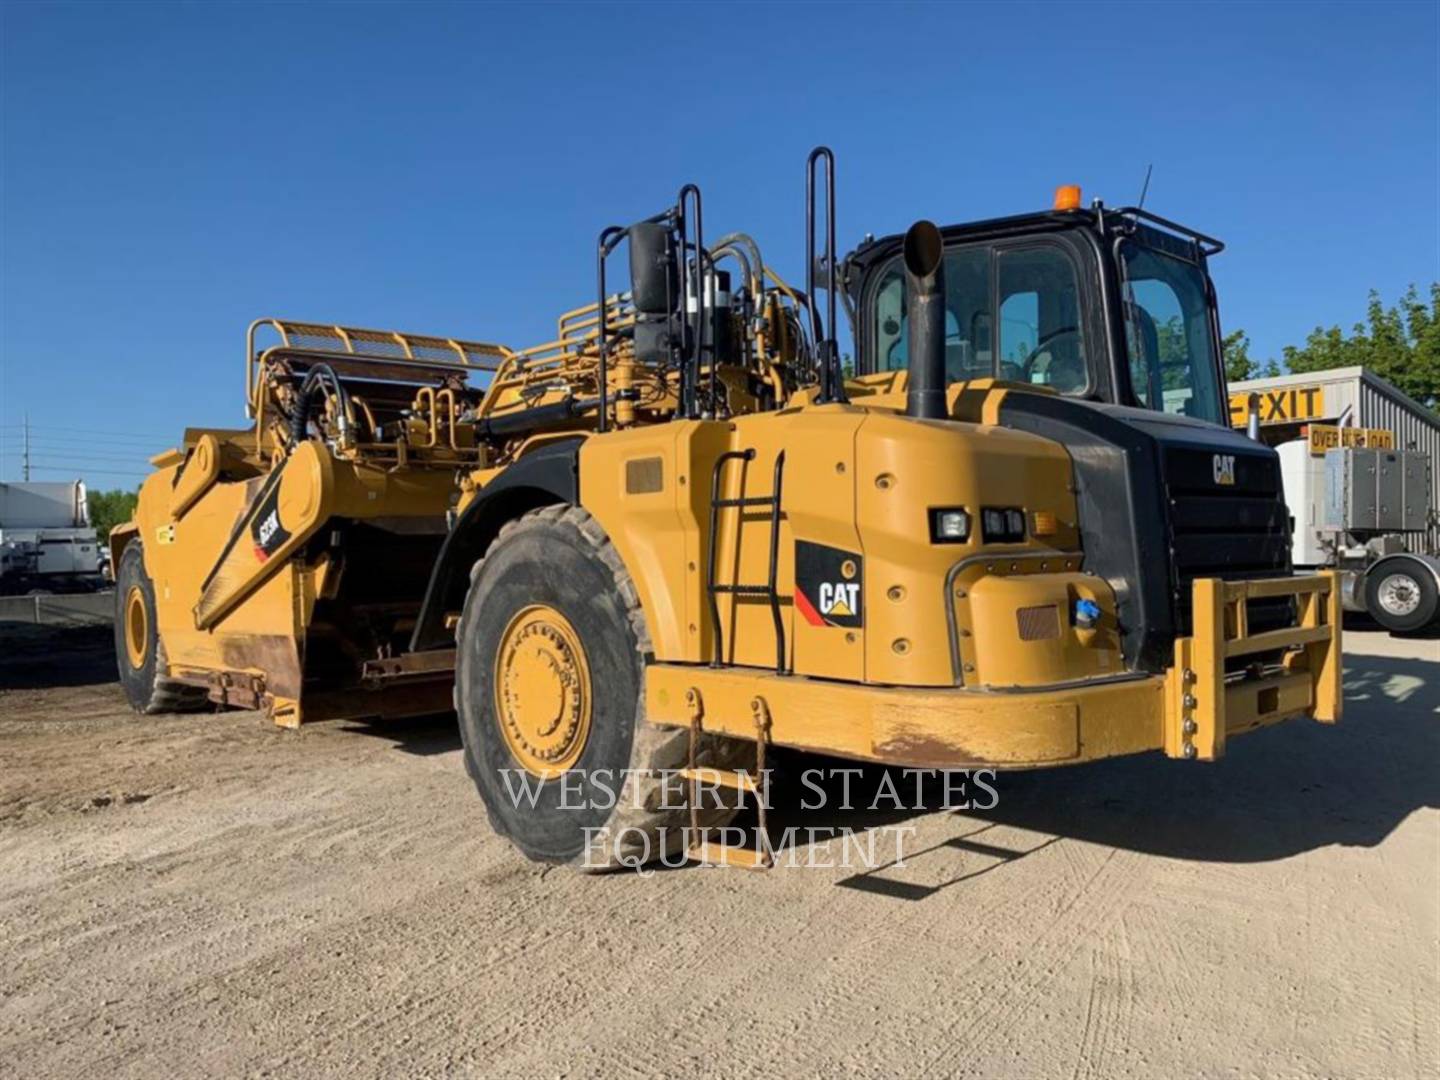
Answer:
xmin=114 ymin=543 xmax=208 ymax=714
xmin=454 ymin=505 xmax=745 ymax=870
xmin=1365 ymin=558 xmax=1439 ymax=634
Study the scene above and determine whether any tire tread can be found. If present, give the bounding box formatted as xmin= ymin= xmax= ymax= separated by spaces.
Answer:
xmin=454 ymin=503 xmax=749 ymax=870
xmin=116 ymin=542 xmax=210 ymax=715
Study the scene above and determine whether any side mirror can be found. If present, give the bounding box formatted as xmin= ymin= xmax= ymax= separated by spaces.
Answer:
xmin=629 ymin=222 xmax=677 ymax=316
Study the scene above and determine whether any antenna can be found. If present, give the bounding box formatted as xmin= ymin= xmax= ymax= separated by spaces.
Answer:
xmin=1137 ymin=163 xmax=1154 ymax=210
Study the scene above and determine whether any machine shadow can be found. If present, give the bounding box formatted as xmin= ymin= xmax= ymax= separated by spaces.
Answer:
xmin=329 ymin=650 xmax=1435 ymax=890
xmin=767 ymin=652 xmax=1437 ymax=885
xmin=340 ymin=712 xmax=463 ymax=756
xmin=0 ymin=624 xmax=118 ymax=690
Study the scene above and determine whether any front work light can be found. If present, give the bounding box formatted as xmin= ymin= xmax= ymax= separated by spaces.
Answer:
xmin=930 ymin=507 xmax=971 ymax=543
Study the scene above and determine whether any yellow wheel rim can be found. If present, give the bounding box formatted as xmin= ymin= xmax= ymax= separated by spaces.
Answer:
xmin=124 ymin=586 xmax=149 ymax=669
xmin=493 ymin=604 xmax=592 ymax=779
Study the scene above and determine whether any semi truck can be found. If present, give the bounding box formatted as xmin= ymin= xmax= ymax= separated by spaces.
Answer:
xmin=0 ymin=481 xmax=104 ymax=594
xmin=1276 ymin=432 xmax=1437 ymax=632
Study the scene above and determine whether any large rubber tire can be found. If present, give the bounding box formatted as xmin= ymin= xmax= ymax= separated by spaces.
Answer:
xmin=1365 ymin=558 xmax=1440 ymax=634
xmin=114 ymin=543 xmax=209 ymax=714
xmin=454 ymin=505 xmax=745 ymax=870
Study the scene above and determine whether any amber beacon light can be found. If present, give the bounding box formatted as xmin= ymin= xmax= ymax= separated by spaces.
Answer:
xmin=1052 ymin=184 xmax=1082 ymax=210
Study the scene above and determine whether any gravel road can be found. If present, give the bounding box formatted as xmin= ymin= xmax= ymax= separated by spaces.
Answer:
xmin=1 ymin=622 xmax=1436 ymax=1078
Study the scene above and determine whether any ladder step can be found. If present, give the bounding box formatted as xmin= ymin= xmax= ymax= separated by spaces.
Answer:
xmin=680 ymin=765 xmax=760 ymax=793
xmin=711 ymin=495 xmax=779 ymax=509
xmin=709 ymin=584 xmax=775 ymax=597
xmin=687 ymin=841 xmax=772 ymax=870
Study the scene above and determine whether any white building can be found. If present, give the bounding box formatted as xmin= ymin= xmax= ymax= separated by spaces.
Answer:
xmin=1229 ymin=367 xmax=1439 ymax=551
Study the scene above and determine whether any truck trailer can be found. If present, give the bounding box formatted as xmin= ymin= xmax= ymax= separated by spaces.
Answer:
xmin=0 ymin=481 xmax=103 ymax=594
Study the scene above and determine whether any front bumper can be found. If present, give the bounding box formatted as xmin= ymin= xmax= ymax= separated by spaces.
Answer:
xmin=644 ymin=573 xmax=1342 ymax=768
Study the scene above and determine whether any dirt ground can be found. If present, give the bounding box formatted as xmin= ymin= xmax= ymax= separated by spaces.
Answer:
xmin=0 ymin=622 xmax=1436 ymax=1079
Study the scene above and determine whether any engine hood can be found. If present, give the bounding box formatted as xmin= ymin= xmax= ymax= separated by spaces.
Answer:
xmin=997 ymin=394 xmax=1291 ymax=673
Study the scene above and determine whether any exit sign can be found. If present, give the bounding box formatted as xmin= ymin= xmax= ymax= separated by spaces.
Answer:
xmin=1229 ymin=385 xmax=1326 ymax=427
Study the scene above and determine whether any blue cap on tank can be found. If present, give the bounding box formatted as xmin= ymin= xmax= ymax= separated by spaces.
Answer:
xmin=1075 ymin=599 xmax=1101 ymax=629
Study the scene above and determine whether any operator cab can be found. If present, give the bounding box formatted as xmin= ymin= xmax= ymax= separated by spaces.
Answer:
xmin=844 ymin=193 xmax=1229 ymax=427
xmin=847 ymin=194 xmax=1295 ymax=672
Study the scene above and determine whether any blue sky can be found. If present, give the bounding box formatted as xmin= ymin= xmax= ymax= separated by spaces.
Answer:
xmin=2 ymin=0 xmax=1436 ymax=488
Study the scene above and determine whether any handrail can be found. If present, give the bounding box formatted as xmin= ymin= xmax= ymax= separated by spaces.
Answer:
xmin=245 ymin=318 xmax=514 ymax=418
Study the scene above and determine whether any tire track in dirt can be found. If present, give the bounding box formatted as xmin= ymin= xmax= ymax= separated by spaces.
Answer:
xmin=1070 ymin=913 xmax=1137 ymax=1080
xmin=913 ymin=843 xmax=1145 ymax=1077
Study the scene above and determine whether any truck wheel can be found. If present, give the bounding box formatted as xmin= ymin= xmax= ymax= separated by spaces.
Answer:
xmin=114 ymin=543 xmax=208 ymax=714
xmin=1365 ymin=558 xmax=1439 ymax=633
xmin=454 ymin=505 xmax=745 ymax=870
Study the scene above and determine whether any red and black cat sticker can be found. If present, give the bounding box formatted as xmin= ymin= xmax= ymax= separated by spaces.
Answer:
xmin=794 ymin=541 xmax=863 ymax=628
xmin=249 ymin=482 xmax=291 ymax=563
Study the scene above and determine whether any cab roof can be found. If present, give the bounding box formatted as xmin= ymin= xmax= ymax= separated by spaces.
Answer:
xmin=843 ymin=205 xmax=1223 ymax=298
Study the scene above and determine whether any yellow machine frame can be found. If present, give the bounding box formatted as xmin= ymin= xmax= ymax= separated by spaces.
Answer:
xmin=117 ymin=311 xmax=1344 ymax=763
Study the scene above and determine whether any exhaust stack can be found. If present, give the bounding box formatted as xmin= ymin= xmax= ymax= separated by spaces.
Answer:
xmin=903 ymin=220 xmax=947 ymax=420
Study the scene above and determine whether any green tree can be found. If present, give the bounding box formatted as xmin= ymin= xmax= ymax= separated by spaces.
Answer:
xmin=1221 ymin=329 xmax=1279 ymax=382
xmin=1149 ymin=320 xmax=1280 ymax=390
xmin=1282 ymin=284 xmax=1439 ymax=410
xmin=88 ymin=488 xmax=139 ymax=540
xmin=1155 ymin=316 xmax=1187 ymax=389
xmin=1222 ymin=328 xmax=1253 ymax=381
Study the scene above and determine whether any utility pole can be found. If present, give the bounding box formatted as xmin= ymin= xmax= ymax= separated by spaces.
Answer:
xmin=23 ymin=413 xmax=30 ymax=481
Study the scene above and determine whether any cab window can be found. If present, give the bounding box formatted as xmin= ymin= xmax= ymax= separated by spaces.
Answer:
xmin=1119 ymin=241 xmax=1224 ymax=423
xmin=873 ymin=247 xmax=991 ymax=380
xmin=997 ymin=247 xmax=1087 ymax=392
xmin=870 ymin=242 xmax=1087 ymax=393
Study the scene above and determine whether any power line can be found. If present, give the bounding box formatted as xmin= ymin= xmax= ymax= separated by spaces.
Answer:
xmin=0 ymin=426 xmax=173 ymax=437
xmin=12 ymin=454 xmax=152 ymax=466
xmin=15 ymin=457 xmax=152 ymax=472
xmin=1 ymin=432 xmax=159 ymax=442
xmin=21 ymin=464 xmax=149 ymax=478
xmin=1 ymin=437 xmax=164 ymax=450
xmin=2 ymin=454 xmax=154 ymax=466
xmin=3 ymin=443 xmax=155 ymax=457
xmin=1 ymin=449 xmax=154 ymax=460
xmin=2 ymin=452 xmax=155 ymax=462
xmin=1 ymin=433 xmax=171 ymax=445
xmin=0 ymin=423 xmax=173 ymax=441
xmin=1 ymin=440 xmax=157 ymax=455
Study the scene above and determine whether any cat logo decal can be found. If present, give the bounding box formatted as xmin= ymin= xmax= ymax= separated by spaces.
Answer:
xmin=794 ymin=541 xmax=863 ymax=628
xmin=1213 ymin=454 xmax=1237 ymax=486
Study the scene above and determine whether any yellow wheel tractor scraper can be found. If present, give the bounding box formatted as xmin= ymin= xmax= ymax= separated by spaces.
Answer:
xmin=114 ymin=148 xmax=1341 ymax=870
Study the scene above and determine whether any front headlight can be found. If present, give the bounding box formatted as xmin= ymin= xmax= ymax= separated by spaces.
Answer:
xmin=930 ymin=507 xmax=971 ymax=543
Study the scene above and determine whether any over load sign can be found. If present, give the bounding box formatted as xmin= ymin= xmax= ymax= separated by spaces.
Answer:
xmin=1306 ymin=424 xmax=1395 ymax=454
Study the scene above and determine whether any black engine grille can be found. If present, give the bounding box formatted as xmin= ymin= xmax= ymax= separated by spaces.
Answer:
xmin=1164 ymin=447 xmax=1294 ymax=637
